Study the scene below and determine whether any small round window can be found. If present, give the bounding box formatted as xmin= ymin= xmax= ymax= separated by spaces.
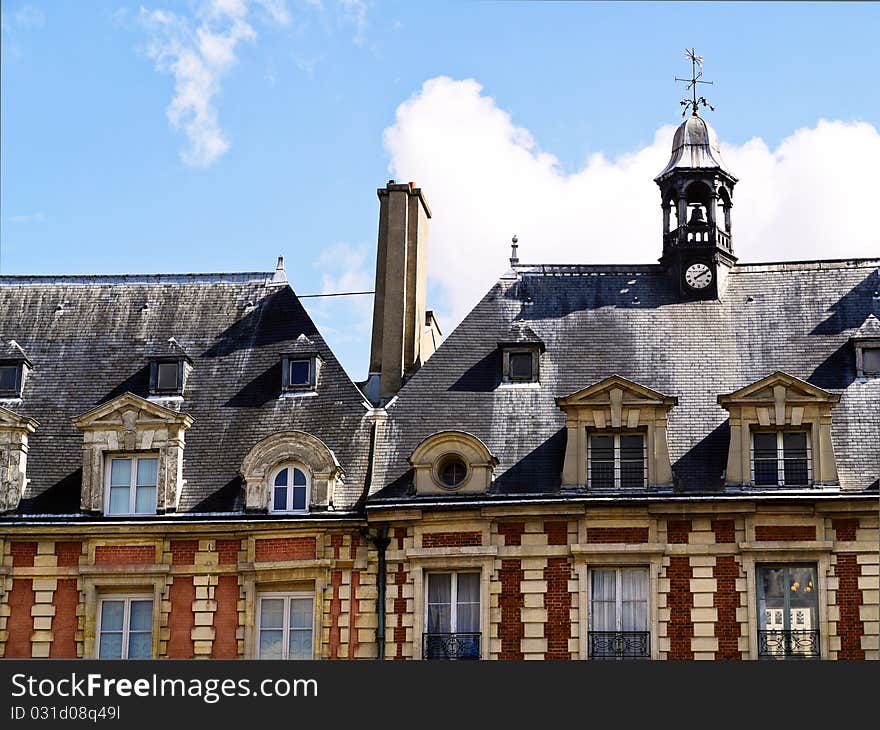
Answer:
xmin=437 ymin=454 xmax=468 ymax=489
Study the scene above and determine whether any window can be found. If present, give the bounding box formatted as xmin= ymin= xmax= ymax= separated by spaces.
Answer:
xmin=257 ymin=593 xmax=314 ymax=659
xmin=501 ymin=347 xmax=540 ymax=384
xmin=0 ymin=363 xmax=22 ymax=396
xmin=588 ymin=433 xmax=646 ymax=488
xmin=105 ymin=456 xmax=158 ymax=515
xmin=97 ymin=595 xmax=153 ymax=659
xmin=156 ymin=362 xmax=180 ymax=391
xmin=757 ymin=565 xmax=819 ymax=659
xmin=270 ymin=464 xmax=310 ymax=512
xmin=752 ymin=431 xmax=811 ymax=486
xmin=436 ymin=454 xmax=468 ymax=489
xmin=148 ymin=358 xmax=187 ymax=396
xmin=589 ymin=568 xmax=650 ymax=659
xmin=860 ymin=346 xmax=880 ymax=377
xmin=281 ymin=355 xmax=319 ymax=392
xmin=424 ymin=572 xmax=480 ymax=659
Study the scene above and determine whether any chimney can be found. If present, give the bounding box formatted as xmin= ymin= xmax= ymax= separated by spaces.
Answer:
xmin=366 ymin=180 xmax=438 ymax=402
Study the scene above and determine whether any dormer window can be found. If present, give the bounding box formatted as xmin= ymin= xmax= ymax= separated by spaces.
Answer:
xmin=153 ymin=361 xmax=183 ymax=393
xmin=282 ymin=354 xmax=320 ymax=392
xmin=504 ymin=349 xmax=538 ymax=383
xmin=0 ymin=363 xmax=21 ymax=396
xmin=852 ymin=314 xmax=880 ymax=379
xmin=588 ymin=432 xmax=647 ymax=489
xmin=106 ymin=455 xmax=159 ymax=515
xmin=752 ymin=431 xmax=811 ymax=486
xmin=146 ymin=338 xmax=191 ymax=397
xmin=861 ymin=347 xmax=880 ymax=377
xmin=270 ymin=463 xmax=310 ymax=513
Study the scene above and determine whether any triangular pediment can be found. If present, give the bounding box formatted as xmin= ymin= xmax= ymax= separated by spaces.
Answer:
xmin=852 ymin=314 xmax=880 ymax=341
xmin=718 ymin=371 xmax=840 ymax=405
xmin=0 ymin=405 xmax=38 ymax=432
xmin=72 ymin=392 xmax=193 ymax=430
xmin=556 ymin=374 xmax=677 ymax=409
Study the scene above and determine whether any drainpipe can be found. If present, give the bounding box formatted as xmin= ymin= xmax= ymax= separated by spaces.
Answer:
xmin=362 ymin=525 xmax=390 ymax=659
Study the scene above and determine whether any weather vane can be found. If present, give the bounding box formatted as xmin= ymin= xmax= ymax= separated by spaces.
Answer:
xmin=676 ymin=48 xmax=715 ymax=117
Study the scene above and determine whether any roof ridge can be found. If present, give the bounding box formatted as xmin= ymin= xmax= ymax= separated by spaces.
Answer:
xmin=0 ymin=272 xmax=277 ymax=286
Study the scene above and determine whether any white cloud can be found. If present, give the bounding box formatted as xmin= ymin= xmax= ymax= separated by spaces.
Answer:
xmin=383 ymin=77 xmax=880 ymax=330
xmin=138 ymin=0 xmax=290 ymax=167
xmin=339 ymin=0 xmax=367 ymax=46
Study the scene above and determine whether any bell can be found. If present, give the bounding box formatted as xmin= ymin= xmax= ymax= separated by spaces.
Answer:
xmin=687 ymin=207 xmax=706 ymax=225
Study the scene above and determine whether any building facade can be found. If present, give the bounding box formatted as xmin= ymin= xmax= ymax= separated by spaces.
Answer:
xmin=1 ymin=112 xmax=877 ymax=661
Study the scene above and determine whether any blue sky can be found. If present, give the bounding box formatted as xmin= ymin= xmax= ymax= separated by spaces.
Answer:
xmin=3 ymin=1 xmax=879 ymax=379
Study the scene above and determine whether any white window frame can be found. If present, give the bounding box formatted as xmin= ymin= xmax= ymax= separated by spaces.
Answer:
xmin=103 ymin=454 xmax=159 ymax=516
xmin=96 ymin=594 xmax=154 ymax=659
xmin=255 ymin=592 xmax=315 ymax=660
xmin=587 ymin=432 xmax=647 ymax=489
xmin=423 ymin=571 xmax=481 ymax=634
xmin=268 ymin=462 xmax=311 ymax=514
xmin=750 ymin=430 xmax=812 ymax=487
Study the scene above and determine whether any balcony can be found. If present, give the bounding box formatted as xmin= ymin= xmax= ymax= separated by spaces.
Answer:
xmin=663 ymin=224 xmax=732 ymax=253
xmin=758 ymin=630 xmax=820 ymax=659
xmin=423 ymin=632 xmax=481 ymax=660
xmin=588 ymin=631 xmax=650 ymax=660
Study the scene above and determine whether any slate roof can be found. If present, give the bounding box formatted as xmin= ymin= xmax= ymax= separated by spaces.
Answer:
xmin=371 ymin=258 xmax=880 ymax=500
xmin=0 ymin=272 xmax=373 ymax=516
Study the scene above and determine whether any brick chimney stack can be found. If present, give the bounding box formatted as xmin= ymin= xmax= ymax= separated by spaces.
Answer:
xmin=365 ymin=180 xmax=440 ymax=404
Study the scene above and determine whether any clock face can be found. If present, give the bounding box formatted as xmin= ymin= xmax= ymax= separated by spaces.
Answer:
xmin=684 ymin=262 xmax=713 ymax=290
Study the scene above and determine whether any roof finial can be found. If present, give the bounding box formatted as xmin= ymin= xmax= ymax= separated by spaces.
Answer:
xmin=510 ymin=235 xmax=519 ymax=266
xmin=676 ymin=48 xmax=716 ymax=117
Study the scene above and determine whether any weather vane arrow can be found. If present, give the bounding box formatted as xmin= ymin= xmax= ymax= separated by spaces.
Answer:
xmin=676 ymin=48 xmax=716 ymax=117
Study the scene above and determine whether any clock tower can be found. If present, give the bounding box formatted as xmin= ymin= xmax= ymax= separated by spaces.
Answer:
xmin=655 ymin=51 xmax=737 ymax=301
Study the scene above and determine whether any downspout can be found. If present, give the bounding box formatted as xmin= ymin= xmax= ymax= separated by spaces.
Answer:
xmin=362 ymin=525 xmax=390 ymax=659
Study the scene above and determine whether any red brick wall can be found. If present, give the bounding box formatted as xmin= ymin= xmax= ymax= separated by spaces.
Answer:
xmin=711 ymin=520 xmax=736 ymax=544
xmin=49 ymin=579 xmax=79 ymax=658
xmin=211 ymin=576 xmax=240 ymax=659
xmin=499 ymin=559 xmax=524 ymax=660
xmin=94 ymin=545 xmax=155 ymax=565
xmin=4 ymin=579 xmax=34 ymax=658
xmin=498 ymin=522 xmax=525 ymax=546
xmin=331 ymin=534 xmax=344 ymax=560
xmin=393 ymin=564 xmax=407 ymax=660
xmin=832 ymin=519 xmax=859 ymax=542
xmin=667 ymin=520 xmax=691 ymax=544
xmin=166 ymin=577 xmax=195 ymax=659
xmin=349 ymin=570 xmax=360 ymax=659
xmin=329 ymin=570 xmax=343 ymax=659
xmin=586 ymin=527 xmax=649 ymax=544
xmin=170 ymin=540 xmax=199 ymax=566
xmin=217 ymin=539 xmax=241 ymax=565
xmin=422 ymin=531 xmax=482 ymax=548
xmin=55 ymin=541 xmax=83 ymax=568
xmin=713 ymin=556 xmax=742 ymax=660
xmin=667 ymin=557 xmax=694 ymax=659
xmin=394 ymin=527 xmax=406 ymax=550
xmin=544 ymin=558 xmax=572 ymax=660
xmin=11 ymin=542 xmax=37 ymax=567
xmin=254 ymin=537 xmax=316 ymax=562
xmin=544 ymin=521 xmax=568 ymax=546
xmin=835 ymin=554 xmax=865 ymax=660
xmin=754 ymin=525 xmax=816 ymax=541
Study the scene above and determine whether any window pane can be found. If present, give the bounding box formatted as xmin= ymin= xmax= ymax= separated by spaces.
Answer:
xmin=288 ymin=629 xmax=312 ymax=660
xmin=863 ymin=348 xmax=880 ymax=373
xmin=135 ymin=486 xmax=156 ymax=514
xmin=427 ymin=604 xmax=451 ymax=633
xmin=108 ymin=486 xmax=130 ymax=514
xmin=289 ymin=360 xmax=310 ymax=385
xmin=757 ymin=567 xmax=785 ymax=631
xmin=292 ymin=485 xmax=307 ymax=511
xmin=273 ymin=486 xmax=287 ymax=511
xmin=509 ymin=352 xmax=533 ymax=380
xmin=156 ymin=362 xmax=179 ymax=390
xmin=260 ymin=599 xmax=284 ymax=629
xmin=127 ymin=632 xmax=152 ymax=659
xmin=590 ymin=435 xmax=614 ymax=488
xmin=753 ymin=433 xmax=779 ymax=485
xmin=456 ymin=573 xmax=481 ymax=633
xmin=289 ymin=598 xmax=313 ymax=630
xmin=259 ymin=630 xmax=283 ymax=659
xmin=620 ymin=570 xmax=649 ymax=631
xmin=136 ymin=458 xmax=158 ymax=486
xmin=98 ymin=632 xmax=123 ymax=659
xmin=428 ymin=574 xmax=452 ymax=604
xmin=591 ymin=570 xmax=616 ymax=632
xmin=783 ymin=432 xmax=809 ymax=485
xmin=620 ymin=434 xmax=645 ymax=488
xmin=788 ymin=566 xmax=818 ymax=632
xmin=274 ymin=469 xmax=288 ymax=487
xmin=292 ymin=468 xmax=307 ymax=486
xmin=100 ymin=600 xmax=125 ymax=631
xmin=0 ymin=366 xmax=18 ymax=391
xmin=427 ymin=574 xmax=452 ymax=633
xmin=129 ymin=600 xmax=153 ymax=631
xmin=110 ymin=459 xmax=132 ymax=487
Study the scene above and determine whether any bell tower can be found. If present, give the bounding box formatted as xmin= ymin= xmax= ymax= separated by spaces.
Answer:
xmin=655 ymin=50 xmax=737 ymax=300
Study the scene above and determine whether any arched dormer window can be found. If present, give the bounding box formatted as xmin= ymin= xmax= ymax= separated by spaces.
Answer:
xmin=270 ymin=462 xmax=311 ymax=513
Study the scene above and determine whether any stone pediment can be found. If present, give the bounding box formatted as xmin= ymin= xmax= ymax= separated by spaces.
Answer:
xmin=717 ymin=372 xmax=840 ymax=408
xmin=0 ymin=405 xmax=38 ymax=433
xmin=557 ymin=375 xmax=677 ymax=412
xmin=72 ymin=392 xmax=193 ymax=431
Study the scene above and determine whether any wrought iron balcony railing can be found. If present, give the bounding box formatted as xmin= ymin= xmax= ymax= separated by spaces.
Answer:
xmin=423 ymin=632 xmax=481 ymax=660
xmin=758 ymin=630 xmax=820 ymax=658
xmin=588 ymin=631 xmax=650 ymax=660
